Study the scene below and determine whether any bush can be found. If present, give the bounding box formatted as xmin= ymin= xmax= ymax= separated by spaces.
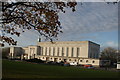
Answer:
xmin=25 ymin=58 xmax=45 ymax=63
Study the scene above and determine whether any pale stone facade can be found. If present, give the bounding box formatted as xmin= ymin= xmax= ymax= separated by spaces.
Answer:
xmin=22 ymin=46 xmax=40 ymax=59
xmin=9 ymin=47 xmax=23 ymax=59
xmin=36 ymin=41 xmax=100 ymax=66
xmin=10 ymin=41 xmax=100 ymax=66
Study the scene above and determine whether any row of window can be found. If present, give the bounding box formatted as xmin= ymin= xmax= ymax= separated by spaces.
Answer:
xmin=80 ymin=60 xmax=95 ymax=63
xmin=89 ymin=52 xmax=98 ymax=59
xmin=89 ymin=47 xmax=99 ymax=59
xmin=40 ymin=47 xmax=81 ymax=57
xmin=41 ymin=57 xmax=95 ymax=63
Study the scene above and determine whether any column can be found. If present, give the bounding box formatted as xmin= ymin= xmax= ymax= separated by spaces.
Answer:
xmin=50 ymin=47 xmax=53 ymax=56
xmin=43 ymin=47 xmax=46 ymax=55
xmin=55 ymin=47 xmax=58 ymax=56
xmin=73 ymin=47 xmax=77 ymax=57
xmin=47 ymin=47 xmax=49 ymax=56
xmin=64 ymin=47 xmax=67 ymax=57
xmin=59 ymin=47 xmax=62 ymax=56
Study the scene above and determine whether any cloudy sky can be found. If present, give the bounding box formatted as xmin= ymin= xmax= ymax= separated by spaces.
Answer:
xmin=3 ymin=2 xmax=118 ymax=51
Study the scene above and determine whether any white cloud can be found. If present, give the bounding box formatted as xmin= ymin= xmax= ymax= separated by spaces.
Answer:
xmin=106 ymin=41 xmax=118 ymax=47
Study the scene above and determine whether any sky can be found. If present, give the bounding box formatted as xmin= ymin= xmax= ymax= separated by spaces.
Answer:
xmin=1 ymin=2 xmax=118 ymax=51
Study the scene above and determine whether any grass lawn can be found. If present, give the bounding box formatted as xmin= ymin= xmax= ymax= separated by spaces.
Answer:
xmin=2 ymin=60 xmax=119 ymax=79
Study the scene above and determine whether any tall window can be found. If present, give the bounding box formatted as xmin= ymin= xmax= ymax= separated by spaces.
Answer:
xmin=45 ymin=47 xmax=47 ymax=55
xmin=62 ymin=47 xmax=64 ymax=56
xmin=49 ymin=47 xmax=51 ymax=56
xmin=53 ymin=47 xmax=55 ymax=56
xmin=38 ymin=47 xmax=42 ymax=55
xmin=41 ymin=47 xmax=43 ymax=55
xmin=66 ymin=47 xmax=69 ymax=57
xmin=57 ymin=47 xmax=59 ymax=56
xmin=71 ymin=47 xmax=74 ymax=57
xmin=77 ymin=48 xmax=79 ymax=57
xmin=30 ymin=48 xmax=35 ymax=56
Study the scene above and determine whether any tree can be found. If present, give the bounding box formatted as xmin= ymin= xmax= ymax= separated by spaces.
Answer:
xmin=2 ymin=47 xmax=10 ymax=59
xmin=0 ymin=1 xmax=77 ymax=46
xmin=0 ymin=1 xmax=118 ymax=46
xmin=100 ymin=47 xmax=120 ymax=65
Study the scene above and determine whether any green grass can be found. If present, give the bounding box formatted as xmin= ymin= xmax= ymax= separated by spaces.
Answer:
xmin=2 ymin=60 xmax=119 ymax=78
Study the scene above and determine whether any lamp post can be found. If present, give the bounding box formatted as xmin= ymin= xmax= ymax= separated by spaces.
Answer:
xmin=116 ymin=50 xmax=120 ymax=70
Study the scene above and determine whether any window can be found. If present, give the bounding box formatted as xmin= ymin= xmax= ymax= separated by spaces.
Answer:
xmin=64 ymin=59 xmax=67 ymax=62
xmin=37 ymin=47 xmax=41 ymax=55
xmin=49 ymin=47 xmax=51 ymax=56
xmin=45 ymin=47 xmax=47 ymax=55
xmin=71 ymin=47 xmax=74 ymax=57
xmin=62 ymin=47 xmax=64 ymax=56
xmin=30 ymin=48 xmax=35 ymax=55
xmin=92 ymin=61 xmax=95 ymax=63
xmin=77 ymin=48 xmax=79 ymax=57
xmin=53 ymin=47 xmax=55 ymax=56
xmin=41 ymin=47 xmax=43 ymax=55
xmin=66 ymin=47 xmax=69 ymax=57
xmin=80 ymin=60 xmax=82 ymax=62
xmin=58 ymin=47 xmax=59 ymax=56
xmin=86 ymin=60 xmax=88 ymax=63
xmin=69 ymin=59 xmax=71 ymax=61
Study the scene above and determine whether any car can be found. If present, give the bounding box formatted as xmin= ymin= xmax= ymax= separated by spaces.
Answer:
xmin=64 ymin=62 xmax=70 ymax=66
xmin=58 ymin=61 xmax=64 ymax=66
xmin=84 ymin=64 xmax=92 ymax=67
xmin=47 ymin=61 xmax=54 ymax=64
xmin=87 ymin=66 xmax=95 ymax=69
xmin=70 ymin=62 xmax=78 ymax=66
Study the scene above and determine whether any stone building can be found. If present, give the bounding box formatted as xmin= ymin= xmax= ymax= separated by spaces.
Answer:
xmin=9 ymin=47 xmax=23 ymax=59
xmin=10 ymin=41 xmax=100 ymax=66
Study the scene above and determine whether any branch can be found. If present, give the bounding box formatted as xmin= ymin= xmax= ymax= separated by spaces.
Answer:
xmin=2 ymin=2 xmax=25 ymax=12
xmin=22 ymin=17 xmax=36 ymax=29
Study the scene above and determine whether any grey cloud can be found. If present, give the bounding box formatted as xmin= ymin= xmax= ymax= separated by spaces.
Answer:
xmin=3 ymin=2 xmax=118 ymax=47
xmin=59 ymin=2 xmax=118 ymax=36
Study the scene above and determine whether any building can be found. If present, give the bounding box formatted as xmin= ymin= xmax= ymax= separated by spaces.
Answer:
xmin=10 ymin=41 xmax=101 ymax=66
xmin=9 ymin=47 xmax=22 ymax=59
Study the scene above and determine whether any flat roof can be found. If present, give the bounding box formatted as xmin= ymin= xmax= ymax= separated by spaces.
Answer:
xmin=38 ymin=41 xmax=100 ymax=45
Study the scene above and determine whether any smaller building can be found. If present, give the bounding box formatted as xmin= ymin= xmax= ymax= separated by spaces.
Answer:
xmin=10 ymin=46 xmax=40 ymax=60
xmin=9 ymin=47 xmax=23 ymax=59
xmin=22 ymin=46 xmax=40 ymax=59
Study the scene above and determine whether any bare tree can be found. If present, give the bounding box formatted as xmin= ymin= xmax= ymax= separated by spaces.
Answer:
xmin=100 ymin=47 xmax=119 ymax=65
xmin=0 ymin=1 xmax=77 ymax=46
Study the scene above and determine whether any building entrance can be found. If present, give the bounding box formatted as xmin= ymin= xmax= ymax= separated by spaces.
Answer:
xmin=46 ymin=57 xmax=49 ymax=61
xmin=54 ymin=58 xmax=58 ymax=62
xmin=64 ymin=59 xmax=67 ymax=62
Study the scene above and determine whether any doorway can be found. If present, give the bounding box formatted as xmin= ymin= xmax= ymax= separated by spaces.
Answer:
xmin=54 ymin=58 xmax=58 ymax=62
